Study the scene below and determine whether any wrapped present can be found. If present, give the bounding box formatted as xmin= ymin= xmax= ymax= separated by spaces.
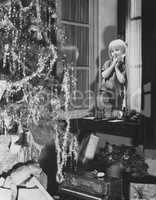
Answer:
xmin=78 ymin=134 xmax=99 ymax=164
xmin=0 ymin=188 xmax=12 ymax=200
xmin=2 ymin=163 xmax=48 ymax=200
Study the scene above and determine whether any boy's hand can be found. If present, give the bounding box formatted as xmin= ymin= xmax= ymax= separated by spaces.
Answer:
xmin=117 ymin=54 xmax=125 ymax=63
xmin=115 ymin=64 xmax=120 ymax=73
xmin=112 ymin=57 xmax=118 ymax=67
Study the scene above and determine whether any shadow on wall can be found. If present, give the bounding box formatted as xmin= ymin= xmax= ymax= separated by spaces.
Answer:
xmin=92 ymin=25 xmax=117 ymax=93
xmin=97 ymin=25 xmax=117 ymax=67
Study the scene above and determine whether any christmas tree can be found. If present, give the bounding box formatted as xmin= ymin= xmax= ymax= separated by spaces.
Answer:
xmin=0 ymin=0 xmax=78 ymax=183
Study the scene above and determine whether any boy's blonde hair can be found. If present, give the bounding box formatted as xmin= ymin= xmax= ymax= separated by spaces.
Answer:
xmin=108 ymin=39 xmax=126 ymax=58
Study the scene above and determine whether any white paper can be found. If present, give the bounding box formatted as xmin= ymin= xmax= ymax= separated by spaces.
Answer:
xmin=84 ymin=134 xmax=99 ymax=160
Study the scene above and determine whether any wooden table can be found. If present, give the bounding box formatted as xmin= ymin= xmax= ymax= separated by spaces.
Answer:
xmin=70 ymin=117 xmax=144 ymax=145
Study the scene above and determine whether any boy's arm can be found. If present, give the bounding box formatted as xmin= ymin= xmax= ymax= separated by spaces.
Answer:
xmin=102 ymin=58 xmax=117 ymax=79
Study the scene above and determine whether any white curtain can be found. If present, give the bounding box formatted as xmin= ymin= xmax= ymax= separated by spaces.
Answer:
xmin=126 ymin=0 xmax=142 ymax=112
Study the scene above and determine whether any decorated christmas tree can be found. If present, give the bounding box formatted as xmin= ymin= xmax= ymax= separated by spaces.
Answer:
xmin=0 ymin=0 xmax=78 ymax=183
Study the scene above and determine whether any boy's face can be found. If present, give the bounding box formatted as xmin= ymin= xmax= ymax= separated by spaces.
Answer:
xmin=110 ymin=46 xmax=124 ymax=60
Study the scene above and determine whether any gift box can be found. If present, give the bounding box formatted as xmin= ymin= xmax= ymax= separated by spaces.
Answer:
xmin=0 ymin=188 xmax=12 ymax=200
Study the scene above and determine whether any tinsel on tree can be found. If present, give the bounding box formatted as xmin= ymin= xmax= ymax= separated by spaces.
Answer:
xmin=0 ymin=0 xmax=78 ymax=183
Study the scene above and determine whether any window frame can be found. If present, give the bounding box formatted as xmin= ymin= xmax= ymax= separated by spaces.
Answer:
xmin=57 ymin=0 xmax=99 ymax=110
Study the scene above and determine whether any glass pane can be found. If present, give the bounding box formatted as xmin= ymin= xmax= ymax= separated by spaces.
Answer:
xmin=63 ymin=24 xmax=89 ymax=66
xmin=71 ymin=69 xmax=89 ymax=109
xmin=62 ymin=0 xmax=89 ymax=24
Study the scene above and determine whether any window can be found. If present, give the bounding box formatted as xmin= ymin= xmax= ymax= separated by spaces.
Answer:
xmin=59 ymin=0 xmax=98 ymax=110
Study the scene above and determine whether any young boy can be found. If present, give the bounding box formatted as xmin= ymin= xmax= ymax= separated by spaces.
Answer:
xmin=100 ymin=39 xmax=127 ymax=112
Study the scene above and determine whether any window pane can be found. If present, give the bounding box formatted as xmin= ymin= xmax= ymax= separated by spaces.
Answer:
xmin=62 ymin=0 xmax=89 ymax=24
xmin=71 ymin=69 xmax=89 ymax=109
xmin=63 ymin=24 xmax=89 ymax=66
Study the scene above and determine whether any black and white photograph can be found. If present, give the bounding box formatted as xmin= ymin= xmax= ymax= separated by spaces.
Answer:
xmin=0 ymin=0 xmax=156 ymax=199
